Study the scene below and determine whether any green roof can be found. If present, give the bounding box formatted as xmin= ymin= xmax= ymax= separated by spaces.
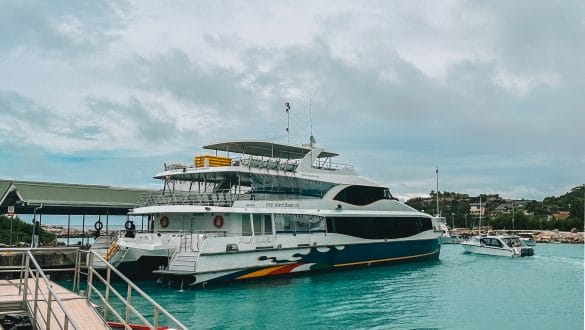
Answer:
xmin=0 ymin=179 xmax=155 ymax=215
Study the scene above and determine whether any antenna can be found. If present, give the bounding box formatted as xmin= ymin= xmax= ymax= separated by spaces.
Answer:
xmin=284 ymin=91 xmax=291 ymax=145
xmin=309 ymin=92 xmax=316 ymax=147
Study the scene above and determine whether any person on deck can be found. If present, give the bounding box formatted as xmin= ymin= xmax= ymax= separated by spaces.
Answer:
xmin=125 ymin=221 xmax=136 ymax=238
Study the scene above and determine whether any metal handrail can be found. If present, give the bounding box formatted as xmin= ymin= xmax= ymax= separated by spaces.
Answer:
xmin=133 ymin=190 xmax=326 ymax=208
xmin=134 ymin=191 xmax=252 ymax=208
xmin=83 ymin=250 xmax=188 ymax=330
xmin=0 ymin=247 xmax=82 ymax=330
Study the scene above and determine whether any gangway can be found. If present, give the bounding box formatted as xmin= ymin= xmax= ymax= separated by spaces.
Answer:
xmin=0 ymin=247 xmax=188 ymax=330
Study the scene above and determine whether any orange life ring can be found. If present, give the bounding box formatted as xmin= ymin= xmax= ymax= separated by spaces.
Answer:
xmin=213 ymin=215 xmax=224 ymax=229
xmin=160 ymin=216 xmax=169 ymax=228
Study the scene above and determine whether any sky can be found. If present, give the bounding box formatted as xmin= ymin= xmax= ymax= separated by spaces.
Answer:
xmin=0 ymin=0 xmax=584 ymax=201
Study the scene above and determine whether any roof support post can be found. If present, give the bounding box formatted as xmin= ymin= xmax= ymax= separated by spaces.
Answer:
xmin=82 ymin=214 xmax=86 ymax=247
xmin=67 ymin=212 xmax=71 ymax=246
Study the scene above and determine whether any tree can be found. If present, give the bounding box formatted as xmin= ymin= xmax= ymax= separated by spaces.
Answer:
xmin=0 ymin=216 xmax=56 ymax=246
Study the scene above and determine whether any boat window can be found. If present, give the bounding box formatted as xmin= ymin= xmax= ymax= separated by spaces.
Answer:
xmin=505 ymin=238 xmax=522 ymax=247
xmin=264 ymin=215 xmax=272 ymax=235
xmin=295 ymin=215 xmax=310 ymax=233
xmin=326 ymin=217 xmax=432 ymax=239
xmin=274 ymin=214 xmax=326 ymax=233
xmin=482 ymin=238 xmax=503 ymax=247
xmin=241 ymin=214 xmax=252 ymax=236
xmin=253 ymin=215 xmax=262 ymax=235
xmin=253 ymin=214 xmax=272 ymax=235
xmin=273 ymin=214 xmax=294 ymax=232
xmin=333 ymin=185 xmax=392 ymax=206
xmin=309 ymin=215 xmax=326 ymax=232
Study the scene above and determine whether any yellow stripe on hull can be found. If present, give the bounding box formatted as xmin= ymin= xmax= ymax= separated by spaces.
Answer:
xmin=236 ymin=265 xmax=289 ymax=279
xmin=334 ymin=249 xmax=440 ymax=268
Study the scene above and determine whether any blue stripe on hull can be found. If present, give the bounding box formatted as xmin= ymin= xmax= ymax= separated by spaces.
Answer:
xmin=302 ymin=239 xmax=441 ymax=267
xmin=205 ymin=238 xmax=440 ymax=285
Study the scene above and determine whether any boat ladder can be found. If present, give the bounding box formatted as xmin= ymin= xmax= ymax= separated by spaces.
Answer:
xmin=167 ymin=233 xmax=202 ymax=273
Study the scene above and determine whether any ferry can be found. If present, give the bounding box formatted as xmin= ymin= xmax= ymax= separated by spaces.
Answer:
xmin=96 ymin=140 xmax=443 ymax=285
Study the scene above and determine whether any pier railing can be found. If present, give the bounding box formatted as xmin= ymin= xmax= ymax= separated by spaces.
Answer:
xmin=80 ymin=250 xmax=188 ymax=330
xmin=0 ymin=247 xmax=82 ymax=330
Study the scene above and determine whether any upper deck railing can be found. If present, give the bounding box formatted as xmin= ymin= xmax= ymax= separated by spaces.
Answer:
xmin=134 ymin=191 xmax=252 ymax=208
xmin=133 ymin=191 xmax=323 ymax=208
xmin=162 ymin=156 xmax=353 ymax=175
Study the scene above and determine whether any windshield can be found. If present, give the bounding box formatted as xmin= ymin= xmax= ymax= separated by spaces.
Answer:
xmin=503 ymin=237 xmax=523 ymax=247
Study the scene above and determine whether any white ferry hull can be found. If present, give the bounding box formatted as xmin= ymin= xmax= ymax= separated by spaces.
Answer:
xmin=155 ymin=234 xmax=441 ymax=286
xmin=91 ymin=233 xmax=181 ymax=278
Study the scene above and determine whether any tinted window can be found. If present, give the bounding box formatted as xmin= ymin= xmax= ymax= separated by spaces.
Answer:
xmin=333 ymin=185 xmax=392 ymax=205
xmin=326 ymin=217 xmax=432 ymax=239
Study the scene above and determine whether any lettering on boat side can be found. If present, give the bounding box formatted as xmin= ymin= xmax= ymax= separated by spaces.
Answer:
xmin=265 ymin=202 xmax=300 ymax=208
xmin=238 ymin=236 xmax=275 ymax=246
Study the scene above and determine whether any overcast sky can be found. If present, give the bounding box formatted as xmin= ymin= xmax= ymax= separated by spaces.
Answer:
xmin=1 ymin=0 xmax=583 ymax=201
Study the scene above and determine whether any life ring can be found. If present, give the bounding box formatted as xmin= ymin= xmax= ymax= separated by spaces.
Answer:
xmin=160 ymin=216 xmax=169 ymax=228
xmin=94 ymin=220 xmax=103 ymax=231
xmin=124 ymin=220 xmax=133 ymax=230
xmin=213 ymin=215 xmax=224 ymax=229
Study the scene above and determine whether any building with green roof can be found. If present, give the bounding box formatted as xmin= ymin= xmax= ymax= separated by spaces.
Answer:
xmin=0 ymin=179 xmax=155 ymax=216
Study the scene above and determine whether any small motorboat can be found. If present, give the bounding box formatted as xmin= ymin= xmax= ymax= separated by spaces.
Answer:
xmin=461 ymin=235 xmax=534 ymax=257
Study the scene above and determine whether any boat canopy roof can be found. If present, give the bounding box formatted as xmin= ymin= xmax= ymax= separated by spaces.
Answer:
xmin=203 ymin=141 xmax=338 ymax=159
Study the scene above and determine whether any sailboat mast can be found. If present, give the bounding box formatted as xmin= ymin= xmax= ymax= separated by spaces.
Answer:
xmin=479 ymin=195 xmax=482 ymax=235
xmin=436 ymin=166 xmax=439 ymax=216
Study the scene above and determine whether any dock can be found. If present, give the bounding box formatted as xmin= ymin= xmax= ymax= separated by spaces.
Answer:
xmin=0 ymin=247 xmax=188 ymax=330
xmin=0 ymin=278 xmax=107 ymax=329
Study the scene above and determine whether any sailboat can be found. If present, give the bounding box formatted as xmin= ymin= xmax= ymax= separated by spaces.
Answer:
xmin=434 ymin=167 xmax=460 ymax=244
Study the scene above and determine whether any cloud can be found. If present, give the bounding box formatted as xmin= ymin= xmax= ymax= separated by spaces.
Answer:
xmin=0 ymin=1 xmax=127 ymax=56
xmin=0 ymin=1 xmax=583 ymax=200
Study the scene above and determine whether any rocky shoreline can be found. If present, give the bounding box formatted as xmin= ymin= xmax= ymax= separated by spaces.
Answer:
xmin=530 ymin=230 xmax=584 ymax=244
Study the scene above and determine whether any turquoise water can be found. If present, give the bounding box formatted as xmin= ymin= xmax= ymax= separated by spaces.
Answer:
xmin=125 ymin=244 xmax=583 ymax=329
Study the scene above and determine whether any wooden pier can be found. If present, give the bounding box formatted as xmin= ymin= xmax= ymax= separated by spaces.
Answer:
xmin=0 ymin=247 xmax=188 ymax=330
xmin=0 ymin=278 xmax=108 ymax=329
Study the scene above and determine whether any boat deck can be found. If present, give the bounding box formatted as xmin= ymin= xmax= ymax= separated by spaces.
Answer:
xmin=0 ymin=278 xmax=108 ymax=329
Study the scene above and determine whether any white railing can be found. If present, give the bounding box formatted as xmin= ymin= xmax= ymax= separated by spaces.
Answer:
xmin=134 ymin=190 xmax=325 ymax=208
xmin=0 ymin=247 xmax=82 ymax=330
xmin=81 ymin=250 xmax=188 ymax=330
xmin=0 ymin=247 xmax=188 ymax=330
xmin=134 ymin=191 xmax=252 ymax=208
